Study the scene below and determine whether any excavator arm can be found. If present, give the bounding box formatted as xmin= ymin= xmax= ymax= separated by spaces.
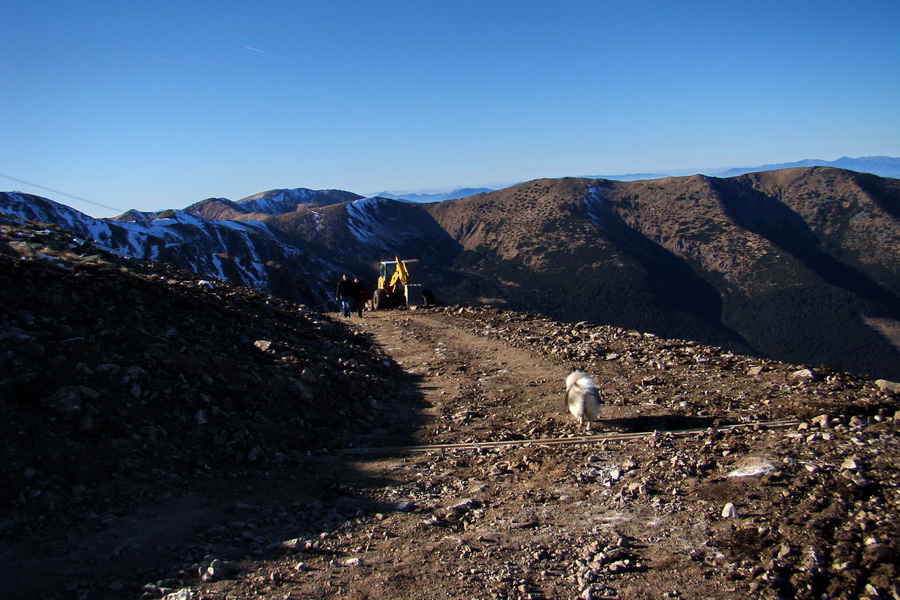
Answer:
xmin=394 ymin=256 xmax=411 ymax=286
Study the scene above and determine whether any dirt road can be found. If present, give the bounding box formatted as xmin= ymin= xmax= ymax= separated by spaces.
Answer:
xmin=5 ymin=307 xmax=898 ymax=600
xmin=181 ymin=308 xmax=898 ymax=600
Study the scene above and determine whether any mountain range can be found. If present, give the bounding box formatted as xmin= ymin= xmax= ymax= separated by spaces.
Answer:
xmin=373 ymin=188 xmax=495 ymax=203
xmin=2 ymin=165 xmax=899 ymax=379
xmin=385 ymin=156 xmax=900 ymax=197
xmin=712 ymin=155 xmax=900 ymax=179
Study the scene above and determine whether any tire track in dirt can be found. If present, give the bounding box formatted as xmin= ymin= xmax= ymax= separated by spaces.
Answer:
xmin=327 ymin=310 xmax=643 ymax=600
xmin=350 ymin=310 xmax=575 ymax=448
xmin=323 ymin=310 xmax=718 ymax=600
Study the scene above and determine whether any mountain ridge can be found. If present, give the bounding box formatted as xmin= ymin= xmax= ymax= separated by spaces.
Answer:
xmin=2 ymin=166 xmax=899 ymax=378
xmin=422 ymin=169 xmax=900 ymax=377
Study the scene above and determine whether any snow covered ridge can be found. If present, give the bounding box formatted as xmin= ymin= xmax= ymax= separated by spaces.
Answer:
xmin=1 ymin=192 xmax=270 ymax=256
xmin=0 ymin=191 xmax=339 ymax=302
xmin=239 ymin=188 xmax=318 ymax=214
xmin=346 ymin=197 xmax=396 ymax=244
xmin=0 ymin=190 xmax=434 ymax=308
xmin=0 ymin=192 xmax=100 ymax=235
xmin=236 ymin=188 xmax=363 ymax=216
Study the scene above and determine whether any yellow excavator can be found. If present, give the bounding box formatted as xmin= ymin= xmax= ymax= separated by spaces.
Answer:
xmin=372 ymin=257 xmax=434 ymax=309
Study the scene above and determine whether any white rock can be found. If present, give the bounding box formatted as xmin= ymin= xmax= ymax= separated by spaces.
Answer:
xmin=841 ymin=457 xmax=860 ymax=471
xmin=253 ymin=340 xmax=273 ymax=352
xmin=721 ymin=503 xmax=739 ymax=519
xmin=875 ymin=379 xmax=900 ymax=394
xmin=790 ymin=368 xmax=818 ymax=381
xmin=811 ymin=414 xmax=831 ymax=428
xmin=727 ymin=458 xmax=776 ymax=478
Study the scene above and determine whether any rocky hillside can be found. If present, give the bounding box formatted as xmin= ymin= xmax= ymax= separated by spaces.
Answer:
xmin=424 ymin=168 xmax=900 ymax=379
xmin=1 ymin=212 xmax=898 ymax=600
xmin=0 ymin=215 xmax=407 ymax=548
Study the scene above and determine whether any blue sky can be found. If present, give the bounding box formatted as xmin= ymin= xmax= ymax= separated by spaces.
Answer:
xmin=2 ymin=1 xmax=898 ymax=217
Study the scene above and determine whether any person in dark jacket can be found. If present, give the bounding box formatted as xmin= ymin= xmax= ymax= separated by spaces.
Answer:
xmin=353 ymin=276 xmax=370 ymax=317
xmin=335 ymin=273 xmax=355 ymax=317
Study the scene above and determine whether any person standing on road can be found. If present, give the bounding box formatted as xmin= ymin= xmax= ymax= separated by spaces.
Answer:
xmin=335 ymin=273 xmax=356 ymax=318
xmin=353 ymin=276 xmax=370 ymax=318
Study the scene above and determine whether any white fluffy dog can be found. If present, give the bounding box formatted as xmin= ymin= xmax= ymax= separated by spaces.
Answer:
xmin=565 ymin=368 xmax=601 ymax=431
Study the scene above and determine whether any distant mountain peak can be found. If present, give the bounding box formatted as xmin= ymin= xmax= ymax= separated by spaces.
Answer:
xmin=714 ymin=155 xmax=900 ymax=178
xmin=375 ymin=188 xmax=495 ymax=203
xmin=233 ymin=188 xmax=363 ymax=216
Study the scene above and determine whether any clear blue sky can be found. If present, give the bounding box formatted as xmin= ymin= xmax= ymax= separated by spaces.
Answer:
xmin=2 ymin=0 xmax=898 ymax=217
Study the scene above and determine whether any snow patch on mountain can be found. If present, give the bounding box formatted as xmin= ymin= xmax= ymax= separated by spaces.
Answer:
xmin=311 ymin=211 xmax=325 ymax=231
xmin=0 ymin=191 xmax=341 ymax=304
xmin=232 ymin=237 xmax=267 ymax=288
xmin=582 ymin=184 xmax=658 ymax=258
xmin=346 ymin=197 xmax=396 ymax=245
xmin=583 ymin=185 xmax=614 ymax=232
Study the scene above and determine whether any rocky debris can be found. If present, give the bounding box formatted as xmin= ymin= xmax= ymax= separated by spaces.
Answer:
xmin=433 ymin=305 xmax=898 ymax=464
xmin=2 ymin=218 xmax=899 ymax=600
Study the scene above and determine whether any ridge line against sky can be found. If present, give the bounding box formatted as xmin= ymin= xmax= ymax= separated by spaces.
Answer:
xmin=2 ymin=0 xmax=898 ymax=218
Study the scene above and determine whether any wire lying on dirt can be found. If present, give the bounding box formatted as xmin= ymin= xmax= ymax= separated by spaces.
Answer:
xmin=335 ymin=419 xmax=801 ymax=455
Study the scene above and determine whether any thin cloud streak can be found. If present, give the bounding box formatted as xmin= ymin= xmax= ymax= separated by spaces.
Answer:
xmin=243 ymin=45 xmax=272 ymax=55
